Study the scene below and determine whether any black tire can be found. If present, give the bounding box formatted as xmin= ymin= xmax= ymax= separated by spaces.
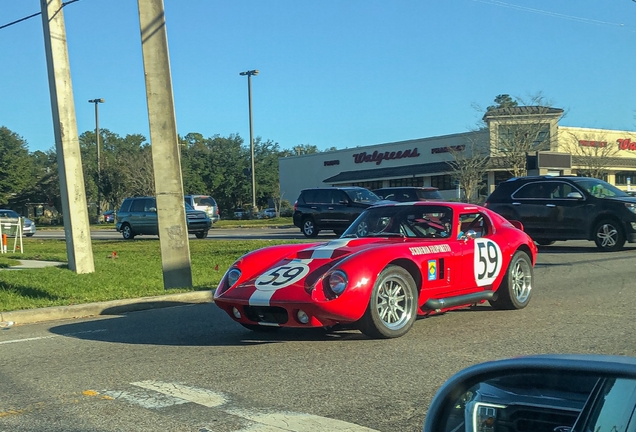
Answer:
xmin=240 ymin=323 xmax=280 ymax=333
xmin=26 ymin=234 xmax=34 ymax=238
xmin=195 ymin=230 xmax=208 ymax=239
xmin=121 ymin=223 xmax=135 ymax=240
xmin=357 ymin=265 xmax=417 ymax=339
xmin=491 ymin=251 xmax=533 ymax=310
xmin=535 ymin=240 xmax=555 ymax=246
xmin=301 ymin=217 xmax=319 ymax=238
xmin=593 ymin=219 xmax=625 ymax=252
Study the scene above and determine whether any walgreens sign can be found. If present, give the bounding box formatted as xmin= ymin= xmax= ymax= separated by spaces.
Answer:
xmin=352 ymin=148 xmax=420 ymax=165
xmin=578 ymin=138 xmax=636 ymax=151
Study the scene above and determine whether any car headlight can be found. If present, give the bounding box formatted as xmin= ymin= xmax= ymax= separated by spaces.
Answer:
xmin=328 ymin=270 xmax=348 ymax=296
xmin=227 ymin=268 xmax=241 ymax=287
xmin=626 ymin=203 xmax=636 ymax=215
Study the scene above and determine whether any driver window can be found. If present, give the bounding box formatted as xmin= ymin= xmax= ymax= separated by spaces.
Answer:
xmin=458 ymin=213 xmax=489 ymax=238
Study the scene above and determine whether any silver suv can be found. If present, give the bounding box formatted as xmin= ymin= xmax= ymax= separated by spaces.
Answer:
xmin=116 ymin=196 xmax=211 ymax=240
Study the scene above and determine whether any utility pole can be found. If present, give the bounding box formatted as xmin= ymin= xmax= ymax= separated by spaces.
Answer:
xmin=240 ymin=70 xmax=259 ymax=215
xmin=89 ymin=98 xmax=104 ymax=224
xmin=137 ymin=0 xmax=192 ymax=289
xmin=40 ymin=0 xmax=94 ymax=274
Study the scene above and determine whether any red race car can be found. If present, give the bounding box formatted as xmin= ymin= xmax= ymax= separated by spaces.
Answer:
xmin=214 ymin=202 xmax=537 ymax=339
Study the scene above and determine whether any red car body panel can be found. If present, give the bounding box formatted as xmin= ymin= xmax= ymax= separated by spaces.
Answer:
xmin=214 ymin=202 xmax=537 ymax=330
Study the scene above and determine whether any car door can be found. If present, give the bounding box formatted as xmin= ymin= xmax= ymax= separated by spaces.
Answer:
xmin=545 ymin=181 xmax=589 ymax=239
xmin=509 ymin=181 xmax=561 ymax=239
xmin=453 ymin=211 xmax=505 ymax=294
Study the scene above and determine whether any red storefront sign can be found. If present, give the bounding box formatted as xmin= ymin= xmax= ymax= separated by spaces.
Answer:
xmin=618 ymin=139 xmax=636 ymax=151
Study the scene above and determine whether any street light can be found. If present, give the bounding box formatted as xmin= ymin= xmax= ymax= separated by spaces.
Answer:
xmin=239 ymin=70 xmax=258 ymax=214
xmin=88 ymin=98 xmax=104 ymax=224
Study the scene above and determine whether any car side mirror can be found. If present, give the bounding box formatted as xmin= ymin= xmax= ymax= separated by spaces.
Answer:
xmin=149 ymin=207 xmax=157 ymax=213
xmin=423 ymin=355 xmax=636 ymax=432
xmin=566 ymin=192 xmax=583 ymax=199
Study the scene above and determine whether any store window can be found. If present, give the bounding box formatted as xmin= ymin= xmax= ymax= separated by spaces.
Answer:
xmin=350 ymin=181 xmax=383 ymax=190
xmin=498 ymin=124 xmax=551 ymax=149
xmin=389 ymin=178 xmax=423 ymax=187
xmin=494 ymin=171 xmax=513 ymax=187
xmin=615 ymin=171 xmax=636 ymax=185
xmin=431 ymin=175 xmax=453 ymax=190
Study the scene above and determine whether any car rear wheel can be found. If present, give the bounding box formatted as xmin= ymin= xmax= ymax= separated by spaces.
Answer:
xmin=121 ymin=223 xmax=135 ymax=240
xmin=593 ymin=220 xmax=625 ymax=251
xmin=195 ymin=230 xmax=208 ymax=239
xmin=302 ymin=217 xmax=319 ymax=238
xmin=357 ymin=265 xmax=417 ymax=339
xmin=491 ymin=251 xmax=532 ymax=310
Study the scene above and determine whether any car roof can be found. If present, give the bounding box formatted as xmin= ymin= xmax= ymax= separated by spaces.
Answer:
xmin=372 ymin=186 xmax=439 ymax=191
xmin=370 ymin=200 xmax=484 ymax=212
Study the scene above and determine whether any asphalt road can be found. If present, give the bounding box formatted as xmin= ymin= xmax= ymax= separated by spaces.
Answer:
xmin=1 ymin=241 xmax=635 ymax=431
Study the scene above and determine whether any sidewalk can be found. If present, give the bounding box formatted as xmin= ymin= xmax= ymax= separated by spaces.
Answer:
xmin=0 ymin=260 xmax=214 ymax=326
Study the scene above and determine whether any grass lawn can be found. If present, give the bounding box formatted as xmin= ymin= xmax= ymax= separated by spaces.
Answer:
xmin=0 ymin=237 xmax=303 ymax=313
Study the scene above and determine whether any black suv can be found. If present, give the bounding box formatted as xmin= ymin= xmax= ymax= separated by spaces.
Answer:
xmin=371 ymin=186 xmax=442 ymax=202
xmin=293 ymin=187 xmax=381 ymax=237
xmin=485 ymin=176 xmax=636 ymax=251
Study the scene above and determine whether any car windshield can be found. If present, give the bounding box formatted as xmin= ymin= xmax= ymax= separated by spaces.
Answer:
xmin=0 ymin=210 xmax=20 ymax=218
xmin=343 ymin=205 xmax=454 ymax=239
xmin=573 ymin=178 xmax=629 ymax=198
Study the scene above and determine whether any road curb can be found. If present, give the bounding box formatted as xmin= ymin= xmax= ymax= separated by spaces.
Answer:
xmin=0 ymin=290 xmax=214 ymax=326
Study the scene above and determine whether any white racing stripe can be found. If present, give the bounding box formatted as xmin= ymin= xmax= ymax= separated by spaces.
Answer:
xmin=130 ymin=381 xmax=226 ymax=408
xmin=309 ymin=239 xmax=352 ymax=259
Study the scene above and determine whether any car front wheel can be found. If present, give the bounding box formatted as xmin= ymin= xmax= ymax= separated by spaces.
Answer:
xmin=302 ymin=217 xmax=319 ymax=238
xmin=121 ymin=223 xmax=135 ymax=240
xmin=491 ymin=251 xmax=532 ymax=310
xmin=195 ymin=230 xmax=208 ymax=239
xmin=594 ymin=220 xmax=625 ymax=251
xmin=357 ymin=265 xmax=417 ymax=339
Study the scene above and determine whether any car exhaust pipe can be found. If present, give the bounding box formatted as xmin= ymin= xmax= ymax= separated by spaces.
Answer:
xmin=423 ymin=291 xmax=495 ymax=311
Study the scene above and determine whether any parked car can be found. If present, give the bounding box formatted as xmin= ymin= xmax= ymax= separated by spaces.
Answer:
xmin=258 ymin=208 xmax=277 ymax=219
xmin=102 ymin=210 xmax=115 ymax=223
xmin=184 ymin=195 xmax=220 ymax=224
xmin=423 ymin=354 xmax=636 ymax=432
xmin=0 ymin=209 xmax=36 ymax=237
xmin=116 ymin=196 xmax=211 ymax=240
xmin=292 ymin=186 xmax=381 ymax=237
xmin=371 ymin=186 xmax=442 ymax=202
xmin=484 ymin=176 xmax=636 ymax=251
xmin=215 ymin=201 xmax=537 ymax=338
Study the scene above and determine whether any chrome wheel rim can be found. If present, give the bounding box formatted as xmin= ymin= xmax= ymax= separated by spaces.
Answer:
xmin=375 ymin=275 xmax=413 ymax=330
xmin=596 ymin=223 xmax=618 ymax=248
xmin=123 ymin=226 xmax=131 ymax=238
xmin=303 ymin=220 xmax=314 ymax=235
xmin=511 ymin=258 xmax=532 ymax=303
xmin=357 ymin=221 xmax=369 ymax=237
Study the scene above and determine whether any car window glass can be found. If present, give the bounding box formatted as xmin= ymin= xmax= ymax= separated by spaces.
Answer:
xmin=417 ymin=189 xmax=442 ymax=200
xmin=513 ymin=182 xmax=558 ymax=199
xmin=581 ymin=378 xmax=636 ymax=432
xmin=345 ymin=188 xmax=379 ymax=203
xmin=326 ymin=190 xmax=345 ymax=204
xmin=302 ymin=190 xmax=317 ymax=203
xmin=550 ymin=182 xmax=578 ymax=198
xmin=195 ymin=196 xmax=216 ymax=206
xmin=119 ymin=200 xmax=132 ymax=213
xmin=146 ymin=198 xmax=156 ymax=211
xmin=458 ymin=212 xmax=489 ymax=238
xmin=130 ymin=199 xmax=145 ymax=212
xmin=314 ymin=190 xmax=331 ymax=204
xmin=574 ymin=178 xmax=628 ymax=198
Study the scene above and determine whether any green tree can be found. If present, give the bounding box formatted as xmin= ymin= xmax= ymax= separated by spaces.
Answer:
xmin=0 ymin=127 xmax=34 ymax=205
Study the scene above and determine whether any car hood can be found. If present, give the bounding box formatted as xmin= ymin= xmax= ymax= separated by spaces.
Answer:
xmin=219 ymin=236 xmax=435 ymax=303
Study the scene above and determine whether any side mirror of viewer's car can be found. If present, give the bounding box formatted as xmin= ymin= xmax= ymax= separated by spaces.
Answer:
xmin=423 ymin=355 xmax=636 ymax=432
xmin=566 ymin=192 xmax=584 ymax=199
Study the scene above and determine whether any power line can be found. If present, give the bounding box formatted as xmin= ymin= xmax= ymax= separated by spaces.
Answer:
xmin=471 ymin=0 xmax=632 ymax=30
xmin=0 ymin=0 xmax=81 ymax=31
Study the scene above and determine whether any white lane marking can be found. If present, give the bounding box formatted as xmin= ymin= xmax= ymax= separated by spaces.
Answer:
xmin=0 ymin=329 xmax=106 ymax=345
xmin=102 ymin=389 xmax=188 ymax=409
xmin=130 ymin=381 xmax=226 ymax=408
xmin=227 ymin=409 xmax=379 ymax=432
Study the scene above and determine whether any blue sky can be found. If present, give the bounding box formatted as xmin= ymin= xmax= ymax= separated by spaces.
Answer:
xmin=1 ymin=0 xmax=636 ymax=154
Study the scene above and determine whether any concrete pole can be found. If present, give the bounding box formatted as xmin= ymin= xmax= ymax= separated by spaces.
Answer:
xmin=137 ymin=0 xmax=193 ymax=289
xmin=247 ymin=74 xmax=257 ymax=214
xmin=40 ymin=0 xmax=95 ymax=274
